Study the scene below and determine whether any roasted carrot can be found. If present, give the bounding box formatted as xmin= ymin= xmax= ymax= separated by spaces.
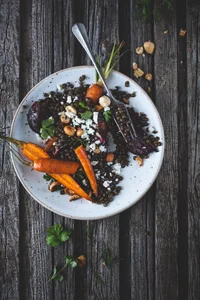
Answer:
xmin=33 ymin=158 xmax=80 ymax=174
xmin=0 ymin=135 xmax=91 ymax=201
xmin=85 ymin=83 xmax=103 ymax=104
xmin=44 ymin=137 xmax=57 ymax=152
xmin=75 ymin=145 xmax=98 ymax=196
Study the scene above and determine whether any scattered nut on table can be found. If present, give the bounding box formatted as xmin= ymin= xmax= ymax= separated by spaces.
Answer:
xmin=132 ymin=62 xmax=138 ymax=71
xmin=145 ymin=73 xmax=153 ymax=81
xmin=133 ymin=68 xmax=144 ymax=78
xmin=136 ymin=47 xmax=144 ymax=55
xmin=77 ymin=255 xmax=86 ymax=267
xmin=179 ymin=29 xmax=187 ymax=37
xmin=164 ymin=30 xmax=168 ymax=34
xmin=144 ymin=41 xmax=155 ymax=54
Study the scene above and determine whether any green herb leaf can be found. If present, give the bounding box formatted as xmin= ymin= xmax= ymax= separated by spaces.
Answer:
xmin=46 ymin=224 xmax=72 ymax=247
xmin=94 ymin=272 xmax=105 ymax=285
xmin=103 ymin=110 xmax=112 ymax=122
xmin=80 ymin=111 xmax=93 ymax=120
xmin=78 ymin=101 xmax=88 ymax=109
xmin=102 ymin=248 xmax=112 ymax=269
xmin=49 ymin=266 xmax=64 ymax=282
xmin=43 ymin=173 xmax=53 ymax=181
xmin=65 ymin=256 xmax=78 ymax=268
xmin=40 ymin=117 xmax=55 ymax=140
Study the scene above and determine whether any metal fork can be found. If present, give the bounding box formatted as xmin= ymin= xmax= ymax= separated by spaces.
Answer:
xmin=72 ymin=23 xmax=148 ymax=155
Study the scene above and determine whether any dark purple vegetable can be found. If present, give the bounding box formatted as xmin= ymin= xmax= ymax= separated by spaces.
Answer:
xmin=27 ymin=100 xmax=51 ymax=133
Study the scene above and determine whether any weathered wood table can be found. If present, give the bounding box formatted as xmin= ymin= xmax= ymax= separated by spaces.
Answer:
xmin=1 ymin=1 xmax=200 ymax=299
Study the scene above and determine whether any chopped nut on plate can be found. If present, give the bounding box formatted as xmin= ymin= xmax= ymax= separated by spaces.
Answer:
xmin=145 ymin=73 xmax=153 ymax=81
xmin=136 ymin=47 xmax=144 ymax=55
xmin=144 ymin=41 xmax=155 ymax=54
xmin=179 ymin=29 xmax=187 ymax=37
xmin=135 ymin=157 xmax=143 ymax=166
xmin=133 ymin=68 xmax=144 ymax=78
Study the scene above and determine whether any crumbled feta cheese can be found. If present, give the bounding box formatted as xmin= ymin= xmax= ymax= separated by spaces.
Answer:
xmin=96 ymin=132 xmax=101 ymax=139
xmin=112 ymin=163 xmax=121 ymax=175
xmin=91 ymin=161 xmax=98 ymax=166
xmin=67 ymin=96 xmax=72 ymax=103
xmin=61 ymin=101 xmax=64 ymax=105
xmin=87 ymin=127 xmax=95 ymax=135
xmin=74 ymin=96 xmax=78 ymax=101
xmin=65 ymin=111 xmax=75 ymax=118
xmin=82 ymin=179 xmax=87 ymax=186
xmin=103 ymin=180 xmax=112 ymax=188
xmin=99 ymin=145 xmax=107 ymax=152
xmin=57 ymin=85 xmax=62 ymax=90
xmin=95 ymin=140 xmax=101 ymax=145
xmin=108 ymin=187 xmax=111 ymax=191
xmin=81 ymin=132 xmax=89 ymax=140
xmin=93 ymin=112 xmax=99 ymax=124
xmin=107 ymin=162 xmax=113 ymax=166
xmin=104 ymin=106 xmax=110 ymax=112
xmin=89 ymin=143 xmax=96 ymax=151
xmin=86 ymin=119 xmax=93 ymax=127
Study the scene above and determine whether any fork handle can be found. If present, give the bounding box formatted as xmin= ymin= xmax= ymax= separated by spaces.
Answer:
xmin=72 ymin=23 xmax=112 ymax=97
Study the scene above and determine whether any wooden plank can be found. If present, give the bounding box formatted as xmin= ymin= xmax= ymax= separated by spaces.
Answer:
xmin=117 ymin=0 xmax=156 ymax=299
xmin=187 ymin=6 xmax=200 ymax=300
xmin=154 ymin=1 xmax=179 ymax=299
xmin=72 ymin=1 xmax=120 ymax=299
xmin=19 ymin=1 xmax=53 ymax=299
xmin=52 ymin=1 xmax=76 ymax=299
xmin=0 ymin=1 xmax=20 ymax=299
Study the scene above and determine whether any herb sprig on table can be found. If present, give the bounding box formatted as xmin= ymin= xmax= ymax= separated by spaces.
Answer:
xmin=136 ymin=0 xmax=173 ymax=20
xmin=46 ymin=224 xmax=72 ymax=247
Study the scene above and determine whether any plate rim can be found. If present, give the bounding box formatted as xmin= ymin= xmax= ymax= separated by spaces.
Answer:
xmin=10 ymin=65 xmax=165 ymax=220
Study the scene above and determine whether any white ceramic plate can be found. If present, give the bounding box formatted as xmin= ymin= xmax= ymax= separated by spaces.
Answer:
xmin=11 ymin=66 xmax=164 ymax=220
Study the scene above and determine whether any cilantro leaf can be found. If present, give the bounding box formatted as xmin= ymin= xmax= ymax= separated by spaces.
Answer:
xmin=49 ymin=266 xmax=64 ymax=282
xmin=103 ymin=110 xmax=112 ymax=122
xmin=78 ymin=101 xmax=88 ymax=108
xmin=80 ymin=111 xmax=93 ymax=120
xmin=40 ymin=117 xmax=55 ymax=140
xmin=65 ymin=256 xmax=78 ymax=268
xmin=46 ymin=224 xmax=72 ymax=247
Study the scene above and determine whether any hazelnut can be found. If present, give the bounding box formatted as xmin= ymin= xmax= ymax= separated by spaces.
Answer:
xmin=133 ymin=68 xmax=144 ymax=78
xmin=123 ymin=98 xmax=129 ymax=105
xmin=77 ymin=255 xmax=86 ymax=267
xmin=76 ymin=128 xmax=84 ymax=137
xmin=48 ymin=181 xmax=61 ymax=192
xmin=135 ymin=157 xmax=143 ymax=166
xmin=69 ymin=194 xmax=81 ymax=201
xmin=64 ymin=125 xmax=76 ymax=136
xmin=95 ymin=105 xmax=104 ymax=112
xmin=65 ymin=105 xmax=77 ymax=115
xmin=132 ymin=62 xmax=138 ymax=71
xmin=179 ymin=29 xmax=187 ymax=37
xmin=145 ymin=73 xmax=153 ymax=81
xmin=99 ymin=95 xmax=111 ymax=107
xmin=144 ymin=41 xmax=155 ymax=54
xmin=136 ymin=47 xmax=144 ymax=55
xmin=106 ymin=153 xmax=114 ymax=162
xmin=94 ymin=147 xmax=100 ymax=154
xmin=60 ymin=113 xmax=70 ymax=124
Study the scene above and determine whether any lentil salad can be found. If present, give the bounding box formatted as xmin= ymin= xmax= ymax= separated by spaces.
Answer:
xmin=27 ymin=75 xmax=161 ymax=206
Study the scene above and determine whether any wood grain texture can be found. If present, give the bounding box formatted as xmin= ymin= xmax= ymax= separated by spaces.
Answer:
xmin=154 ymin=1 xmax=179 ymax=299
xmin=0 ymin=1 xmax=20 ymax=299
xmin=187 ymin=5 xmax=200 ymax=300
xmin=72 ymin=1 xmax=120 ymax=299
xmin=53 ymin=1 xmax=75 ymax=299
xmin=19 ymin=0 xmax=53 ymax=299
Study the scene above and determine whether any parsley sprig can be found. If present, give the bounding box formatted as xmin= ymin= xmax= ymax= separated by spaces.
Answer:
xmin=49 ymin=256 xmax=78 ymax=282
xmin=103 ymin=110 xmax=112 ymax=122
xmin=40 ymin=117 xmax=55 ymax=140
xmin=46 ymin=224 xmax=72 ymax=247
